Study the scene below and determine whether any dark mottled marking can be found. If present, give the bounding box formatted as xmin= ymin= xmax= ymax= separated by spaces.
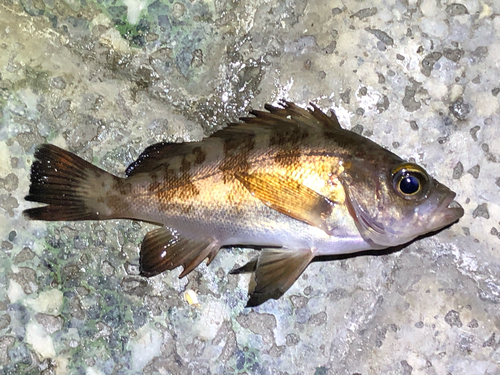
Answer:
xmin=220 ymin=135 xmax=256 ymax=182
xmin=193 ymin=147 xmax=206 ymax=165
xmin=147 ymin=173 xmax=162 ymax=193
xmin=273 ymin=148 xmax=302 ymax=167
xmin=180 ymin=157 xmax=191 ymax=173
xmin=269 ymin=128 xmax=308 ymax=166
xmin=269 ymin=127 xmax=309 ymax=148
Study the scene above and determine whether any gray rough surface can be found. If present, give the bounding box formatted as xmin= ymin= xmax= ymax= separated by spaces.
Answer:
xmin=0 ymin=0 xmax=499 ymax=374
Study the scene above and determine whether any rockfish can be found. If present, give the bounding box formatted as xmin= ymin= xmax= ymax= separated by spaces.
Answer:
xmin=24 ymin=102 xmax=464 ymax=306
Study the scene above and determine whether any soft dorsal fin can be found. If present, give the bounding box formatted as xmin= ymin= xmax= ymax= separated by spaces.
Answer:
xmin=125 ymin=142 xmax=210 ymax=177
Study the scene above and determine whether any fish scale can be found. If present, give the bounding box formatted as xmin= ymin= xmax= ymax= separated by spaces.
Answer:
xmin=24 ymin=101 xmax=464 ymax=307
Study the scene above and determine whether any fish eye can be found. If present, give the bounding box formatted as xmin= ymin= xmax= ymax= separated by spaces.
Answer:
xmin=399 ymin=175 xmax=420 ymax=194
xmin=392 ymin=163 xmax=429 ymax=200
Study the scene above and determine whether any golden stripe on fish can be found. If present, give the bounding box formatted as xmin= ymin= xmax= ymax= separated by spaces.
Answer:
xmin=24 ymin=101 xmax=464 ymax=307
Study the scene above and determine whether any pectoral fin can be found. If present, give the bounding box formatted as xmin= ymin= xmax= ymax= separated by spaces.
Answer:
xmin=140 ymin=227 xmax=220 ymax=278
xmin=230 ymin=248 xmax=315 ymax=307
xmin=235 ymin=172 xmax=335 ymax=234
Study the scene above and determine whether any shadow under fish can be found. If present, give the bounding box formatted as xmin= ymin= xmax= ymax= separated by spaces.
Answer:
xmin=24 ymin=101 xmax=464 ymax=307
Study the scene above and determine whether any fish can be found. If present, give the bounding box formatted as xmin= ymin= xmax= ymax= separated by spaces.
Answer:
xmin=24 ymin=101 xmax=464 ymax=307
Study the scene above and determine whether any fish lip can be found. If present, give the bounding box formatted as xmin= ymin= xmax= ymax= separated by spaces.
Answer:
xmin=436 ymin=192 xmax=464 ymax=226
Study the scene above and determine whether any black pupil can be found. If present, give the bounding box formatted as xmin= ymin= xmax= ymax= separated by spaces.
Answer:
xmin=400 ymin=174 xmax=420 ymax=194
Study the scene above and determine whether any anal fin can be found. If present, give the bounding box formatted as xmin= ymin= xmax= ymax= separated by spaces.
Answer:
xmin=230 ymin=248 xmax=315 ymax=307
xmin=140 ymin=227 xmax=220 ymax=278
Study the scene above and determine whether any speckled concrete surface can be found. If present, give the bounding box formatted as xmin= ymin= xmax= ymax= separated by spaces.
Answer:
xmin=0 ymin=0 xmax=499 ymax=374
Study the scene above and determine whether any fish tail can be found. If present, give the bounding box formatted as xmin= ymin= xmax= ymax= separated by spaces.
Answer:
xmin=24 ymin=144 xmax=123 ymax=221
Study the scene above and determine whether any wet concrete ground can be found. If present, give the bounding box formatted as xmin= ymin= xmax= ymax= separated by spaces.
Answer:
xmin=0 ymin=0 xmax=499 ymax=373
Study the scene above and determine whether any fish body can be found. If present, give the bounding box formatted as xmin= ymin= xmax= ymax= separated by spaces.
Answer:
xmin=24 ymin=102 xmax=464 ymax=306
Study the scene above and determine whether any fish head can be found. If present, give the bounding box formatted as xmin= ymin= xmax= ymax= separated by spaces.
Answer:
xmin=340 ymin=159 xmax=464 ymax=248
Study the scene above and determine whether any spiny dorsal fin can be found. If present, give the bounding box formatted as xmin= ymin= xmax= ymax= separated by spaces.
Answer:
xmin=140 ymin=227 xmax=220 ymax=278
xmin=264 ymin=101 xmax=342 ymax=131
xmin=230 ymin=248 xmax=315 ymax=307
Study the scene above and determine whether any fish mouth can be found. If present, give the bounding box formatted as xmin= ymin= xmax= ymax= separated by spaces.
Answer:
xmin=432 ymin=192 xmax=464 ymax=229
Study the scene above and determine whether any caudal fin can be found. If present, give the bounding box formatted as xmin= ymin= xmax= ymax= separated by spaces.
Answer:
xmin=24 ymin=144 xmax=122 ymax=221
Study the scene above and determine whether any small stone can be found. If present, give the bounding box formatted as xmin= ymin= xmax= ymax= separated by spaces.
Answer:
xmin=355 ymin=108 xmax=365 ymax=116
xmin=402 ymin=85 xmax=421 ymax=112
xmin=0 ymin=314 xmax=11 ymax=330
xmin=124 ymin=262 xmax=140 ymax=275
xmin=351 ymin=124 xmax=364 ymax=135
xmin=446 ymin=3 xmax=469 ymax=16
xmin=449 ymin=98 xmax=471 ymax=120
xmin=410 ymin=121 xmax=419 ymax=131
xmin=286 ymin=333 xmax=300 ymax=346
xmin=172 ymin=2 xmax=185 ymax=18
xmin=444 ymin=310 xmax=462 ymax=327
xmin=469 ymin=126 xmax=480 ymax=141
xmin=472 ymin=203 xmax=489 ymax=219
xmin=443 ymin=48 xmax=464 ymax=63
xmin=35 ymin=313 xmax=63 ymax=334
xmin=8 ymin=231 xmax=16 ymax=242
xmin=492 ymin=88 xmax=500 ymax=97
xmin=323 ymin=41 xmax=336 ymax=54
xmin=340 ymin=88 xmax=351 ymax=104
xmin=14 ymin=247 xmax=36 ymax=264
xmin=351 ymin=7 xmax=378 ymax=19
xmin=459 ymin=334 xmax=474 ymax=353
xmin=377 ymin=95 xmax=390 ymax=113
xmin=50 ymin=76 xmax=66 ymax=90
xmin=414 ymin=321 xmax=424 ymax=328
xmin=396 ymin=54 xmax=405 ymax=61
xmin=452 ymin=161 xmax=463 ymax=179
xmin=11 ymin=267 xmax=37 ymax=294
xmin=467 ymin=319 xmax=478 ymax=328
xmin=332 ymin=7 xmax=342 ymax=16
xmin=191 ymin=49 xmax=203 ymax=68
xmin=308 ymin=311 xmax=327 ymax=326
xmin=471 ymin=46 xmax=488 ymax=61
xmin=0 ymin=336 xmax=15 ymax=364
xmin=437 ymin=136 xmax=448 ymax=144
xmin=102 ymin=261 xmax=115 ymax=277
xmin=93 ymin=322 xmax=112 ymax=339
xmin=365 ymin=28 xmax=394 ymax=46
xmin=482 ymin=333 xmax=496 ymax=347
xmin=467 ymin=165 xmax=480 ymax=179
xmin=121 ymin=276 xmax=148 ymax=295
xmin=421 ymin=52 xmax=442 ymax=77
xmin=290 ymin=295 xmax=308 ymax=309
xmin=401 ymin=360 xmax=413 ymax=375
xmin=0 ymin=173 xmax=18 ymax=192
xmin=51 ymin=99 xmax=71 ymax=119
